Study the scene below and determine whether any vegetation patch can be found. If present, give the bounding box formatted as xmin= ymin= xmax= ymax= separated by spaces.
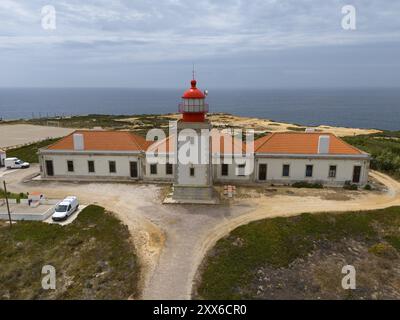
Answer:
xmin=7 ymin=138 xmax=60 ymax=163
xmin=0 ymin=189 xmax=27 ymax=203
xmin=344 ymin=131 xmax=400 ymax=180
xmin=195 ymin=207 xmax=400 ymax=300
xmin=292 ymin=181 xmax=323 ymax=189
xmin=0 ymin=205 xmax=140 ymax=299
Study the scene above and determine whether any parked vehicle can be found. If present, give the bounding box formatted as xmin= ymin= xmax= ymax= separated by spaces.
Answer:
xmin=52 ymin=196 xmax=79 ymax=221
xmin=5 ymin=157 xmax=30 ymax=169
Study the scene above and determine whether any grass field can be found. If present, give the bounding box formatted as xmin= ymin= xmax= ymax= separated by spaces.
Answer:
xmin=6 ymin=138 xmax=59 ymax=163
xmin=0 ymin=205 xmax=140 ymax=299
xmin=195 ymin=207 xmax=400 ymax=300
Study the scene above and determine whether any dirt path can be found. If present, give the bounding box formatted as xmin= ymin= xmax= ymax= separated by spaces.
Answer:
xmin=3 ymin=168 xmax=400 ymax=300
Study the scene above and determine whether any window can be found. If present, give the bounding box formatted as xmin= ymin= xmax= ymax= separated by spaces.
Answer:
xmin=190 ymin=167 xmax=195 ymax=177
xmin=67 ymin=160 xmax=74 ymax=172
xmin=109 ymin=161 xmax=116 ymax=173
xmin=237 ymin=164 xmax=246 ymax=176
xmin=150 ymin=164 xmax=157 ymax=175
xmin=282 ymin=164 xmax=290 ymax=177
xmin=88 ymin=160 xmax=95 ymax=173
xmin=166 ymin=163 xmax=173 ymax=175
xmin=329 ymin=165 xmax=337 ymax=178
xmin=221 ymin=164 xmax=229 ymax=176
xmin=305 ymin=165 xmax=313 ymax=177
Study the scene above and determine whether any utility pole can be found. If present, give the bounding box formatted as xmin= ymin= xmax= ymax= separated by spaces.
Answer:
xmin=2 ymin=181 xmax=12 ymax=228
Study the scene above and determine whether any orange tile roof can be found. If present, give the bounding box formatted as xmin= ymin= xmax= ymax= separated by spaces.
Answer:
xmin=254 ymin=132 xmax=365 ymax=155
xmin=44 ymin=130 xmax=366 ymax=156
xmin=146 ymin=131 xmax=246 ymax=154
xmin=46 ymin=130 xmax=151 ymax=152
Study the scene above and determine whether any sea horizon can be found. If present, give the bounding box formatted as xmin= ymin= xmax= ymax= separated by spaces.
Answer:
xmin=1 ymin=86 xmax=399 ymax=131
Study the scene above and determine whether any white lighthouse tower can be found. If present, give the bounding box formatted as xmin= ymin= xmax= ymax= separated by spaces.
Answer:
xmin=171 ymin=76 xmax=216 ymax=203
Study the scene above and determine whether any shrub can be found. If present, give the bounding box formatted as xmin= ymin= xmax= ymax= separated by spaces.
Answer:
xmin=364 ymin=184 xmax=372 ymax=190
xmin=292 ymin=181 xmax=323 ymax=189
xmin=368 ymin=243 xmax=398 ymax=259
xmin=343 ymin=181 xmax=358 ymax=190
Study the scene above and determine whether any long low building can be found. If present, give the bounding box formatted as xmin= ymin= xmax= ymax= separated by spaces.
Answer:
xmin=38 ymin=78 xmax=370 ymax=189
xmin=38 ymin=129 xmax=370 ymax=186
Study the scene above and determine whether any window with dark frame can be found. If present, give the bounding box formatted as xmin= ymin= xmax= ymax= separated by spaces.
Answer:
xmin=150 ymin=164 xmax=157 ymax=174
xmin=237 ymin=164 xmax=246 ymax=176
xmin=67 ymin=160 xmax=74 ymax=172
xmin=88 ymin=160 xmax=95 ymax=173
xmin=221 ymin=164 xmax=228 ymax=176
xmin=166 ymin=163 xmax=173 ymax=175
xmin=329 ymin=165 xmax=337 ymax=178
xmin=190 ymin=167 xmax=195 ymax=177
xmin=305 ymin=165 xmax=313 ymax=177
xmin=109 ymin=161 xmax=116 ymax=173
xmin=282 ymin=164 xmax=290 ymax=177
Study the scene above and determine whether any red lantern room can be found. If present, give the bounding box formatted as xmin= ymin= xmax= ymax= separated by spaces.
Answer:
xmin=179 ymin=79 xmax=209 ymax=122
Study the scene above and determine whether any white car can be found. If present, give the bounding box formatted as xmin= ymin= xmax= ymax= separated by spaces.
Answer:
xmin=5 ymin=157 xmax=30 ymax=169
xmin=52 ymin=196 xmax=79 ymax=221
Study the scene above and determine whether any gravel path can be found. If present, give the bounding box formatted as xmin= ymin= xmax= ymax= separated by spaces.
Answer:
xmin=3 ymin=167 xmax=400 ymax=300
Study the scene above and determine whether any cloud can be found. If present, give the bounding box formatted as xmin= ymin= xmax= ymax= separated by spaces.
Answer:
xmin=0 ymin=0 xmax=399 ymax=87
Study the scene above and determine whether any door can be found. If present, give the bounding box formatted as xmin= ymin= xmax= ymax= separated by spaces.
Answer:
xmin=130 ymin=161 xmax=138 ymax=178
xmin=45 ymin=160 xmax=54 ymax=176
xmin=258 ymin=164 xmax=267 ymax=181
xmin=352 ymin=166 xmax=361 ymax=183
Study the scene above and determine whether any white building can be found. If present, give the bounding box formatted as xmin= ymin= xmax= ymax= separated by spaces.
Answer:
xmin=0 ymin=149 xmax=6 ymax=167
xmin=38 ymin=79 xmax=370 ymax=196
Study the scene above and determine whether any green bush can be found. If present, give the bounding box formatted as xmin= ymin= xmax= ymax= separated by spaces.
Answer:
xmin=364 ymin=184 xmax=372 ymax=190
xmin=292 ymin=181 xmax=323 ymax=189
xmin=343 ymin=182 xmax=358 ymax=190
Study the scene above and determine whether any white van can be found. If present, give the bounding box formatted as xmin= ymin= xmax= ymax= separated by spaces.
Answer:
xmin=52 ymin=196 xmax=79 ymax=221
xmin=5 ymin=157 xmax=30 ymax=169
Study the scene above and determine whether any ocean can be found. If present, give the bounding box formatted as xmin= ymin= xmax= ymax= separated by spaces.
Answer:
xmin=0 ymin=87 xmax=399 ymax=130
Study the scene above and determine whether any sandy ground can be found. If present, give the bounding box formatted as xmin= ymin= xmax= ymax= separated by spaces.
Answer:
xmin=3 ymin=167 xmax=400 ymax=300
xmin=151 ymin=113 xmax=380 ymax=137
xmin=0 ymin=124 xmax=74 ymax=149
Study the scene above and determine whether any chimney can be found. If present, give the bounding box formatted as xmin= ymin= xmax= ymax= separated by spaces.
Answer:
xmin=318 ymin=135 xmax=330 ymax=154
xmin=73 ymin=133 xmax=84 ymax=150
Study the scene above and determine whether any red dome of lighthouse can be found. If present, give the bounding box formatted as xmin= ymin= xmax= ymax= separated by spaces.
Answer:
xmin=179 ymin=78 xmax=209 ymax=122
xmin=182 ymin=80 xmax=205 ymax=99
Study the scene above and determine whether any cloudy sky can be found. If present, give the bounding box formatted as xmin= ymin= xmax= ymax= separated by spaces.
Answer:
xmin=0 ymin=0 xmax=399 ymax=88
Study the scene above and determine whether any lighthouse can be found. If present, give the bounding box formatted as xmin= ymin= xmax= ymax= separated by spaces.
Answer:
xmin=171 ymin=77 xmax=216 ymax=203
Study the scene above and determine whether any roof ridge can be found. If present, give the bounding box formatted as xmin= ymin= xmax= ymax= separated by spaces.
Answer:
xmin=43 ymin=130 xmax=78 ymax=150
xmin=254 ymin=132 xmax=275 ymax=152
xmin=128 ymin=131 xmax=147 ymax=151
xmin=335 ymin=136 xmax=366 ymax=154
